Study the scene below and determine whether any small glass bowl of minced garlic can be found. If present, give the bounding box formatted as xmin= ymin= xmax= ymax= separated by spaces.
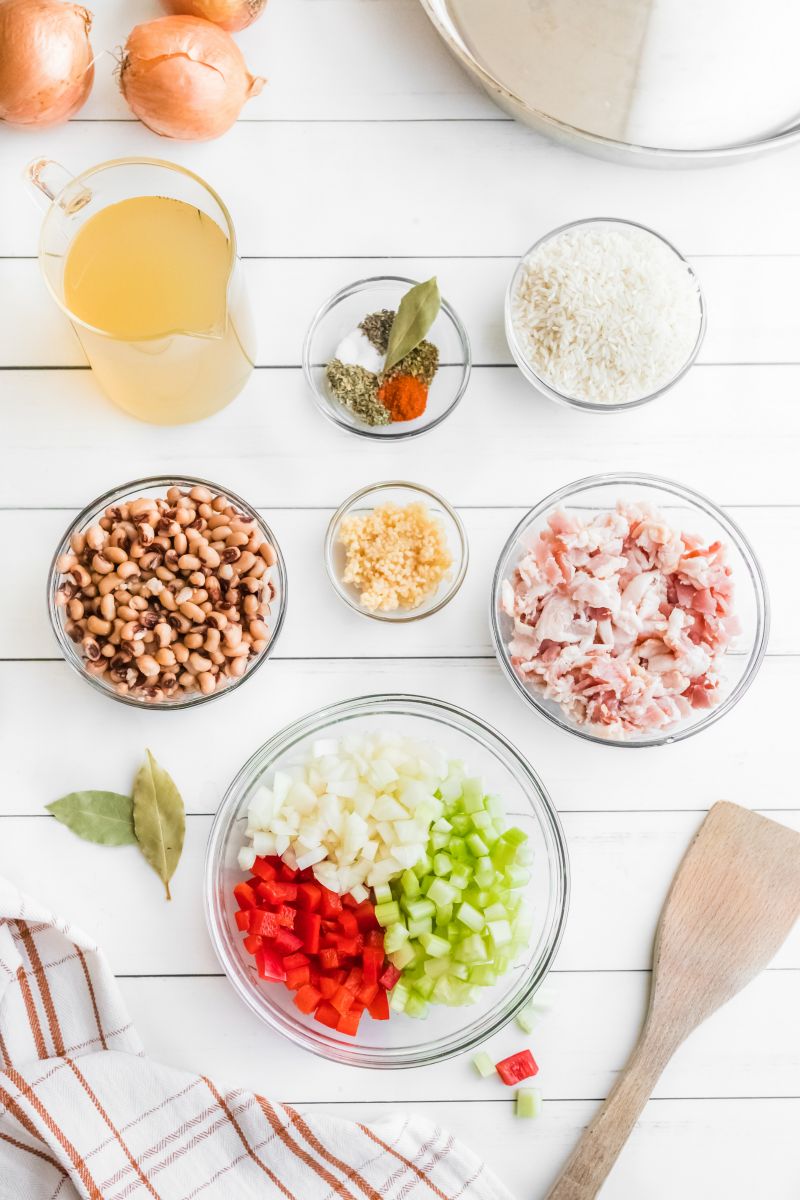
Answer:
xmin=324 ymin=481 xmax=469 ymax=622
xmin=302 ymin=276 xmax=471 ymax=441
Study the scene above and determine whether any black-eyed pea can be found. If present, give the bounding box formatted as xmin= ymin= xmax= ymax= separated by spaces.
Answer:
xmin=189 ymin=485 xmax=213 ymax=503
xmin=67 ymin=598 xmax=84 ymax=621
xmin=204 ymin=627 xmax=221 ymax=653
xmin=173 ymin=532 xmax=188 ymax=555
xmin=180 ymin=601 xmax=206 ymax=624
xmin=155 ymin=622 xmax=173 ymax=648
xmin=98 ymin=573 xmax=121 ymax=597
xmin=69 ymin=530 xmax=86 ymax=555
xmin=175 ymin=506 xmax=196 ymax=527
xmin=188 ymin=651 xmax=212 ymax=674
xmin=218 ymin=563 xmax=234 ymax=582
xmin=121 ymin=620 xmax=146 ymax=641
xmin=130 ymin=498 xmax=158 ymax=519
xmin=175 ymin=586 xmax=193 ymax=605
xmin=179 ymin=670 xmax=197 ymax=689
xmin=161 ymin=674 xmax=178 ymax=693
xmin=167 ymin=486 xmax=182 ymax=504
xmin=174 ymin=642 xmax=190 ymax=665
xmin=199 ymin=544 xmax=221 ymax=569
xmin=81 ymin=634 xmax=101 ymax=661
xmin=209 ymin=649 xmax=226 ymax=666
xmin=226 ymin=531 xmax=249 ymax=549
xmin=208 ymin=610 xmax=227 ymax=630
xmin=118 ymin=560 xmax=140 ymax=581
xmin=223 ymin=642 xmax=250 ymax=659
xmin=129 ymin=541 xmax=145 ymax=560
xmin=251 ymin=639 xmax=267 ymax=654
xmin=91 ymin=552 xmax=113 ymax=576
xmin=137 ymin=523 xmax=155 ymax=548
xmin=100 ymin=594 xmax=116 ymax=622
xmin=260 ymin=542 xmax=277 ymax=567
xmin=138 ymin=654 xmax=160 ymax=678
xmin=117 ymin=604 xmax=137 ymax=621
xmin=159 ymin=586 xmax=177 ymax=610
xmin=188 ymin=571 xmax=205 ymax=587
xmin=249 ymin=619 xmax=269 ymax=642
xmin=184 ymin=632 xmax=204 ymax=651
xmin=101 ymin=643 xmax=115 ymax=658
xmin=129 ymin=596 xmax=148 ymax=612
xmin=243 ymin=595 xmax=258 ymax=618
xmin=105 ymin=545 xmax=128 ymax=565
xmin=85 ymin=659 xmax=108 ymax=677
xmin=85 ymin=524 xmax=106 ymax=551
xmin=156 ymin=566 xmax=176 ymax=584
xmin=249 ymin=557 xmax=267 ymax=579
xmin=226 ymin=656 xmax=247 ymax=678
xmin=156 ymin=647 xmax=176 ymax=668
xmin=223 ymin=623 xmax=242 ymax=648
xmin=198 ymin=671 xmax=217 ymax=695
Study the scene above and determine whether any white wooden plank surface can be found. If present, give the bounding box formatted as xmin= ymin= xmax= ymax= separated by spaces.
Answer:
xmin=1 ymin=3 xmax=799 ymax=1195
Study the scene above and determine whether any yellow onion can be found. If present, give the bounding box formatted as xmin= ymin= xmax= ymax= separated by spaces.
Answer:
xmin=119 ymin=15 xmax=264 ymax=141
xmin=0 ymin=0 xmax=94 ymax=126
xmin=161 ymin=0 xmax=267 ymax=33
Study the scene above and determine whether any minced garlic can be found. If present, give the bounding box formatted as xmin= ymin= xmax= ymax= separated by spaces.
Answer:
xmin=339 ymin=501 xmax=452 ymax=612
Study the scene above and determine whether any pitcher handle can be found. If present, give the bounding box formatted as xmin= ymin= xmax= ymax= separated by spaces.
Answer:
xmin=24 ymin=159 xmax=92 ymax=215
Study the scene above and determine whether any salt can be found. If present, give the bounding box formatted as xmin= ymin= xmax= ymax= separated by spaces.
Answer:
xmin=334 ymin=328 xmax=384 ymax=375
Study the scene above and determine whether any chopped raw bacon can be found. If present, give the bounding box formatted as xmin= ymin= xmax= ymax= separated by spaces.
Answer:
xmin=502 ymin=501 xmax=737 ymax=737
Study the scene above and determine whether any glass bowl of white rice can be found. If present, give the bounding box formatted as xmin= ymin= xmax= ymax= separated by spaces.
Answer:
xmin=505 ymin=218 xmax=706 ymax=413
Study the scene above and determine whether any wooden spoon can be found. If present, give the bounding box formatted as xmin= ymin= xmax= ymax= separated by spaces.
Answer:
xmin=545 ymin=801 xmax=800 ymax=1200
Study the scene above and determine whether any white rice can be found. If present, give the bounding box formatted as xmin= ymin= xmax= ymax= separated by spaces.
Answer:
xmin=510 ymin=224 xmax=702 ymax=406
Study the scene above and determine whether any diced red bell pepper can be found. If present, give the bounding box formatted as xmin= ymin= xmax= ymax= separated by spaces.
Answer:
xmin=296 ymin=882 xmax=322 ymax=912
xmin=366 ymin=929 xmax=385 ymax=950
xmin=334 ymin=935 xmax=359 ymax=957
xmin=282 ymin=952 xmax=310 ymax=970
xmin=295 ymin=911 xmax=321 ymax=955
xmin=336 ymin=1004 xmax=364 ymax=1036
xmin=314 ymin=1002 xmax=340 ymax=1029
xmin=367 ymin=990 xmax=390 ymax=1021
xmin=294 ymin=984 xmax=322 ymax=1014
xmin=338 ymin=910 xmax=358 ymax=938
xmin=234 ymin=909 xmax=250 ymax=932
xmin=357 ymin=982 xmax=379 ymax=1006
xmin=234 ymin=882 xmax=258 ymax=910
xmin=280 ymin=863 xmax=299 ymax=881
xmin=341 ymin=893 xmax=359 ymax=910
xmin=285 ymin=965 xmax=311 ymax=991
xmin=319 ymin=948 xmax=339 ymax=970
xmin=259 ymin=879 xmax=298 ymax=905
xmin=251 ymin=857 xmax=278 ymax=883
xmin=495 ymin=1050 xmax=539 ymax=1086
xmin=256 ymin=947 xmax=286 ymax=982
xmin=276 ymin=904 xmax=296 ymax=929
xmin=362 ymin=946 xmax=384 ymax=987
xmin=379 ymin=963 xmax=401 ymax=991
xmin=331 ymin=986 xmax=355 ymax=1016
xmin=344 ymin=966 xmax=363 ymax=991
xmin=242 ymin=933 xmax=263 ymax=956
xmin=249 ymin=909 xmax=281 ymax=939
xmin=320 ymin=889 xmax=343 ymax=919
xmin=354 ymin=901 xmax=380 ymax=932
xmin=273 ymin=928 xmax=304 ymax=955
xmin=318 ymin=975 xmax=338 ymax=999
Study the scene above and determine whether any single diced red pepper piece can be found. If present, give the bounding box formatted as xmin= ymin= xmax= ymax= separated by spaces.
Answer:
xmin=276 ymin=905 xmax=296 ymax=929
xmin=367 ymin=990 xmax=390 ymax=1021
xmin=251 ymin=857 xmax=278 ymax=883
xmin=234 ymin=909 xmax=250 ymax=932
xmin=338 ymin=910 xmax=358 ymax=938
xmin=341 ymin=893 xmax=359 ymax=910
xmin=366 ymin=929 xmax=385 ymax=950
xmin=334 ymin=935 xmax=359 ymax=957
xmin=331 ymin=986 xmax=355 ymax=1016
xmin=273 ymin=928 xmax=304 ymax=955
xmin=314 ymin=1002 xmax=340 ymax=1029
xmin=260 ymin=880 xmax=298 ymax=905
xmin=242 ymin=933 xmax=263 ymax=956
xmin=294 ymin=984 xmax=322 ymax=1015
xmin=295 ymin=911 xmax=321 ymax=955
xmin=336 ymin=1005 xmax=364 ymax=1036
xmin=362 ymin=946 xmax=384 ymax=987
xmin=233 ymin=882 xmax=258 ymax=910
xmin=495 ymin=1050 xmax=539 ymax=1087
xmin=379 ymin=964 xmax=401 ymax=991
xmin=344 ymin=966 xmax=363 ymax=992
xmin=320 ymin=889 xmax=343 ymax=919
xmin=296 ymin=882 xmax=322 ymax=912
xmin=280 ymin=862 xmax=299 ymax=881
xmin=357 ymin=982 xmax=379 ymax=1006
xmin=285 ymin=965 xmax=311 ymax=991
xmin=318 ymin=975 xmax=338 ymax=999
xmin=319 ymin=948 xmax=339 ymax=970
xmin=249 ymin=909 xmax=281 ymax=939
xmin=256 ymin=947 xmax=286 ymax=982
xmin=254 ymin=882 xmax=277 ymax=908
xmin=282 ymin=952 xmax=310 ymax=970
xmin=330 ymin=969 xmax=347 ymax=985
xmin=354 ymin=901 xmax=380 ymax=932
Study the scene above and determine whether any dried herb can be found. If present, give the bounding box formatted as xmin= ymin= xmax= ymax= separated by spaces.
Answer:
xmin=132 ymin=750 xmax=186 ymax=901
xmin=359 ymin=309 xmax=395 ymax=355
xmin=385 ymin=338 xmax=439 ymax=384
xmin=326 ymin=360 xmax=390 ymax=426
xmin=46 ymin=791 xmax=137 ymax=847
xmin=383 ymin=278 xmax=441 ymax=373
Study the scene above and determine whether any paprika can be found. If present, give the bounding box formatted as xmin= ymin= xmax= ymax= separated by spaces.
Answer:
xmin=377 ymin=373 xmax=428 ymax=422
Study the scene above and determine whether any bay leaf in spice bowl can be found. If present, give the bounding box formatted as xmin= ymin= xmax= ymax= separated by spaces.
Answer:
xmin=132 ymin=750 xmax=186 ymax=900
xmin=384 ymin=277 xmax=441 ymax=372
xmin=46 ymin=791 xmax=138 ymax=847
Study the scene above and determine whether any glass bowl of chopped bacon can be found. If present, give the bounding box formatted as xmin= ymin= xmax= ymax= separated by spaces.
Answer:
xmin=491 ymin=473 xmax=769 ymax=747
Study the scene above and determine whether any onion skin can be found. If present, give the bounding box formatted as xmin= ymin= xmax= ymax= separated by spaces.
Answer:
xmin=161 ymin=0 xmax=267 ymax=33
xmin=119 ymin=16 xmax=264 ymax=141
xmin=0 ymin=0 xmax=94 ymax=127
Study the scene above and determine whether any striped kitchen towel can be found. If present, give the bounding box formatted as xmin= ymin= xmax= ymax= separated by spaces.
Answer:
xmin=0 ymin=877 xmax=513 ymax=1200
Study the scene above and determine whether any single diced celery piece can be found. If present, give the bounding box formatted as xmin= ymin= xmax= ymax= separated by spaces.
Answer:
xmin=449 ymin=961 xmax=470 ymax=981
xmin=516 ymin=1002 xmax=538 ymax=1034
xmin=400 ymin=868 xmax=421 ymax=898
xmin=449 ymin=838 xmax=469 ymax=862
xmin=390 ymin=983 xmax=409 ymax=1012
xmin=389 ymin=943 xmax=417 ymax=970
xmin=407 ymin=915 xmax=433 ymax=939
xmin=383 ymin=922 xmax=410 ymax=954
xmin=427 ymin=878 xmax=457 ymax=907
xmin=472 ymin=1051 xmax=496 ymax=1078
xmin=405 ymin=993 xmax=430 ymax=1019
xmin=431 ymin=832 xmax=450 ymax=851
xmin=490 ymin=839 xmax=516 ymax=869
xmin=515 ymin=1088 xmax=542 ymax=1119
xmin=502 ymin=826 xmax=529 ymax=847
xmin=406 ymin=897 xmax=436 ymax=921
xmin=420 ymin=932 xmax=451 ymax=958
xmin=432 ymin=817 xmax=453 ymax=834
xmin=373 ymin=883 xmax=393 ymax=905
xmin=375 ymin=900 xmax=402 ymax=926
xmin=413 ymin=974 xmax=435 ymax=999
xmin=438 ymin=774 xmax=463 ymax=804
xmin=448 ymin=867 xmax=471 ymax=891
xmin=504 ymin=865 xmax=531 ymax=889
xmin=433 ymin=852 xmax=453 ymax=878
xmin=435 ymin=903 xmax=454 ymax=927
xmin=456 ymin=901 xmax=485 ymax=932
xmin=469 ymin=964 xmax=499 ymax=987
xmin=462 ymin=778 xmax=485 ymax=813
xmin=484 ymin=902 xmax=507 ymax=923
xmin=466 ymin=833 xmax=489 ymax=858
xmin=470 ymin=810 xmax=492 ymax=832
xmin=488 ymin=919 xmax=513 ymax=947
xmin=414 ymin=853 xmax=433 ymax=878
xmin=423 ymin=956 xmax=452 ymax=978
xmin=486 ymin=794 xmax=505 ymax=821
xmin=454 ymin=934 xmax=489 ymax=964
xmin=450 ymin=814 xmax=471 ymax=836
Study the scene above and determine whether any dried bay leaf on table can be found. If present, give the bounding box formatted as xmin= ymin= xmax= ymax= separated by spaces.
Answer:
xmin=46 ymin=791 xmax=138 ymax=846
xmin=132 ymin=750 xmax=185 ymax=900
xmin=384 ymin=277 xmax=441 ymax=372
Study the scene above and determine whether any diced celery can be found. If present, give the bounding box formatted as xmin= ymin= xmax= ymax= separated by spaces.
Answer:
xmin=462 ymin=778 xmax=485 ymax=813
xmin=488 ymin=919 xmax=513 ymax=947
xmin=431 ymin=832 xmax=450 ymax=851
xmin=486 ymin=794 xmax=505 ymax=820
xmin=449 ymin=962 xmax=469 ymax=981
xmin=433 ymin=852 xmax=453 ymax=877
xmin=405 ymin=994 xmax=430 ymax=1019
xmin=515 ymin=1088 xmax=542 ymax=1119
xmin=435 ymin=903 xmax=453 ymax=927
xmin=414 ymin=852 xmax=433 ymax=878
xmin=516 ymin=1002 xmax=538 ymax=1034
xmin=389 ymin=943 xmax=417 ymax=970
xmin=419 ymin=932 xmax=450 ymax=958
xmin=448 ymin=868 xmax=471 ymax=890
xmin=373 ymin=883 xmax=393 ymax=905
xmin=383 ymin=922 xmax=410 ymax=954
xmin=450 ymin=814 xmax=471 ymax=836
xmin=423 ymin=956 xmax=452 ymax=978
xmin=428 ymin=878 xmax=457 ymax=907
xmin=470 ymin=810 xmax=492 ymax=832
xmin=502 ymin=826 xmax=528 ymax=847
xmin=504 ymin=865 xmax=531 ymax=889
xmin=468 ymin=964 xmax=499 ymax=987
xmin=490 ymin=839 xmax=516 ymax=869
xmin=474 ymin=857 xmax=495 ymax=888
xmin=472 ymin=1051 xmax=496 ymax=1078
xmin=466 ymin=833 xmax=489 ymax=858
xmin=454 ymin=934 xmax=488 ymax=964
xmin=456 ymin=901 xmax=485 ymax=932
xmin=375 ymin=900 xmax=402 ymax=926
xmin=406 ymin=897 xmax=436 ymax=921
xmin=407 ymin=916 xmax=433 ymax=939
xmin=432 ymin=817 xmax=453 ymax=834
xmin=400 ymin=868 xmax=420 ymax=898
xmin=390 ymin=983 xmax=409 ymax=1012
xmin=449 ymin=838 xmax=469 ymax=862
xmin=413 ymin=975 xmax=435 ymax=1000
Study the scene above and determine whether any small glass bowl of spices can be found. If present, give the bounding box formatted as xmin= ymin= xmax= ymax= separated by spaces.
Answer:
xmin=48 ymin=475 xmax=288 ymax=708
xmin=303 ymin=276 xmax=471 ymax=440
xmin=325 ymin=481 xmax=469 ymax=622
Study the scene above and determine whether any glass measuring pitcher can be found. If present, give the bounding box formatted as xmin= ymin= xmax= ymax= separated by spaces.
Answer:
xmin=25 ymin=157 xmax=257 ymax=425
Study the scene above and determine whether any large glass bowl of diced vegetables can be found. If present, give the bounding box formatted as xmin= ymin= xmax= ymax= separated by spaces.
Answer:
xmin=204 ymin=694 xmax=570 ymax=1067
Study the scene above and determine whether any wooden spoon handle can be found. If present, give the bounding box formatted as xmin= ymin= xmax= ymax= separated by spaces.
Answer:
xmin=545 ymin=1035 xmax=671 ymax=1200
